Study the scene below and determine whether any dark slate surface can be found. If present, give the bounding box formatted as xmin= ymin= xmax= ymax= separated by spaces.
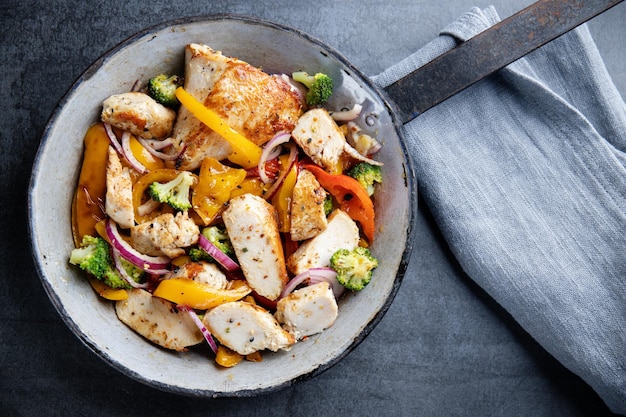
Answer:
xmin=2 ymin=1 xmax=624 ymax=416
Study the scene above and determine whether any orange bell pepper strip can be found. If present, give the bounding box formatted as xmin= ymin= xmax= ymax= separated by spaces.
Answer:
xmin=303 ymin=164 xmax=376 ymax=242
xmin=175 ymin=87 xmax=263 ymax=169
xmin=72 ymin=123 xmax=110 ymax=246
xmin=152 ymin=278 xmax=251 ymax=310
xmin=192 ymin=157 xmax=247 ymax=226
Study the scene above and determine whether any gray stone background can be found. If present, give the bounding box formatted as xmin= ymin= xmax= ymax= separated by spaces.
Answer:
xmin=2 ymin=1 xmax=624 ymax=416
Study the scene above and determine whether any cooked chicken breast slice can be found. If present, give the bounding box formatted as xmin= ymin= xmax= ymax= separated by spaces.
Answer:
xmin=101 ymin=92 xmax=176 ymax=139
xmin=203 ymin=301 xmax=295 ymax=355
xmin=130 ymin=211 xmax=199 ymax=258
xmin=168 ymin=261 xmax=228 ymax=290
xmin=105 ymin=146 xmax=134 ymax=228
xmin=116 ymin=289 xmax=203 ymax=351
xmin=290 ymin=169 xmax=328 ymax=241
xmin=291 ymin=108 xmax=346 ymax=172
xmin=222 ymin=194 xmax=288 ymax=301
xmin=172 ymin=43 xmax=302 ymax=170
xmin=275 ymin=282 xmax=338 ymax=340
xmin=287 ymin=209 xmax=359 ymax=276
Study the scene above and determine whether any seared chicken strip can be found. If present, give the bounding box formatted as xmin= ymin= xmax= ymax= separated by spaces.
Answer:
xmin=222 ymin=194 xmax=288 ymax=301
xmin=203 ymin=301 xmax=295 ymax=355
xmin=105 ymin=147 xmax=134 ymax=228
xmin=168 ymin=261 xmax=229 ymax=290
xmin=172 ymin=43 xmax=303 ymax=170
xmin=291 ymin=108 xmax=346 ymax=172
xmin=287 ymin=209 xmax=359 ymax=276
xmin=290 ymin=169 xmax=328 ymax=241
xmin=116 ymin=289 xmax=203 ymax=351
xmin=130 ymin=211 xmax=199 ymax=258
xmin=275 ymin=281 xmax=338 ymax=340
xmin=101 ymin=92 xmax=176 ymax=139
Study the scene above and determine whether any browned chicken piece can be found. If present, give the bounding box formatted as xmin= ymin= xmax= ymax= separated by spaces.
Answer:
xmin=168 ymin=261 xmax=229 ymax=290
xmin=291 ymin=108 xmax=346 ymax=172
xmin=101 ymin=92 xmax=176 ymax=139
xmin=203 ymin=301 xmax=295 ymax=355
xmin=105 ymin=146 xmax=134 ymax=229
xmin=130 ymin=211 xmax=199 ymax=258
xmin=275 ymin=281 xmax=338 ymax=340
xmin=290 ymin=169 xmax=328 ymax=241
xmin=287 ymin=209 xmax=360 ymax=276
xmin=171 ymin=43 xmax=303 ymax=170
xmin=222 ymin=194 xmax=288 ymax=301
xmin=116 ymin=289 xmax=203 ymax=351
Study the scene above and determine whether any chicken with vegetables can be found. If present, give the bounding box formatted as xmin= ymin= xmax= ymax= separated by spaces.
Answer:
xmin=69 ymin=43 xmax=383 ymax=367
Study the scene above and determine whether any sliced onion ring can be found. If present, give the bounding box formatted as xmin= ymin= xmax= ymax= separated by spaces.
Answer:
xmin=343 ymin=142 xmax=384 ymax=166
xmin=137 ymin=137 xmax=185 ymax=161
xmin=105 ymin=218 xmax=171 ymax=273
xmin=121 ymin=131 xmax=147 ymax=173
xmin=264 ymin=143 xmax=297 ymax=201
xmin=177 ymin=305 xmax=218 ymax=354
xmin=197 ymin=234 xmax=239 ymax=272
xmin=330 ymin=103 xmax=363 ymax=122
xmin=111 ymin=248 xmax=149 ymax=289
xmin=103 ymin=122 xmax=123 ymax=154
xmin=258 ymin=132 xmax=291 ymax=184
xmin=279 ymin=267 xmax=344 ymax=299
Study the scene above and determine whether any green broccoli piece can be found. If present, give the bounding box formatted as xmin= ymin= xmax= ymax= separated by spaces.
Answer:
xmin=323 ymin=195 xmax=333 ymax=216
xmin=147 ymin=74 xmax=181 ymax=108
xmin=292 ymin=71 xmax=333 ymax=106
xmin=189 ymin=226 xmax=235 ymax=262
xmin=148 ymin=171 xmax=195 ymax=211
xmin=347 ymin=162 xmax=382 ymax=196
xmin=330 ymin=247 xmax=378 ymax=291
xmin=202 ymin=226 xmax=234 ymax=257
xmin=69 ymin=235 xmax=132 ymax=289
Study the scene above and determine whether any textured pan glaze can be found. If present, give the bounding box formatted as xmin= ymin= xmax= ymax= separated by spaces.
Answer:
xmin=28 ymin=15 xmax=417 ymax=396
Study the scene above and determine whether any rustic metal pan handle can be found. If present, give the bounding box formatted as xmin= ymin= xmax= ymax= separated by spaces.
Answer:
xmin=384 ymin=0 xmax=624 ymax=124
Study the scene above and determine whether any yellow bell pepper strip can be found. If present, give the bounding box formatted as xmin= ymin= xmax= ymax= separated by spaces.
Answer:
xmin=175 ymin=87 xmax=263 ymax=169
xmin=87 ymin=276 xmax=128 ymax=301
xmin=304 ymin=163 xmax=376 ymax=243
xmin=152 ymin=278 xmax=251 ymax=310
xmin=230 ymin=177 xmax=267 ymax=199
xmin=72 ymin=122 xmax=110 ymax=246
xmin=128 ymin=135 xmax=165 ymax=172
xmin=215 ymin=345 xmax=244 ymax=368
xmin=132 ymin=169 xmax=192 ymax=223
xmin=192 ymin=157 xmax=247 ymax=226
xmin=271 ymin=154 xmax=298 ymax=233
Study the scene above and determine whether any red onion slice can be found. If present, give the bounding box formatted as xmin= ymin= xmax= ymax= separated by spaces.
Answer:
xmin=121 ymin=131 xmax=147 ymax=173
xmin=177 ymin=305 xmax=218 ymax=354
xmin=103 ymin=122 xmax=123 ymax=154
xmin=343 ymin=142 xmax=384 ymax=166
xmin=111 ymin=248 xmax=149 ymax=289
xmin=258 ymin=132 xmax=291 ymax=184
xmin=137 ymin=137 xmax=184 ymax=161
xmin=105 ymin=218 xmax=171 ymax=273
xmin=197 ymin=234 xmax=239 ymax=272
xmin=264 ymin=143 xmax=297 ymax=201
xmin=280 ymin=267 xmax=344 ymax=299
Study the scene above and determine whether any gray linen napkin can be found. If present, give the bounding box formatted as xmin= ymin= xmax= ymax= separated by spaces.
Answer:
xmin=373 ymin=6 xmax=626 ymax=413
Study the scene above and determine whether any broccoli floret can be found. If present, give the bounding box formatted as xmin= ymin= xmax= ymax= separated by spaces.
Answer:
xmin=189 ymin=226 xmax=235 ymax=262
xmin=330 ymin=247 xmax=378 ymax=291
xmin=202 ymin=226 xmax=234 ymax=257
xmin=292 ymin=71 xmax=333 ymax=106
xmin=69 ymin=235 xmax=132 ymax=289
xmin=347 ymin=162 xmax=382 ymax=196
xmin=323 ymin=195 xmax=333 ymax=216
xmin=147 ymin=74 xmax=181 ymax=108
xmin=148 ymin=171 xmax=195 ymax=211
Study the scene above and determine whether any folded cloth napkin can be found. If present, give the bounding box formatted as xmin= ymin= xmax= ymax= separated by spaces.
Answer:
xmin=373 ymin=6 xmax=626 ymax=413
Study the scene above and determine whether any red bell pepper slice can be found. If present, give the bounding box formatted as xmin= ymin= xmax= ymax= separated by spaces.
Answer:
xmin=303 ymin=164 xmax=375 ymax=242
